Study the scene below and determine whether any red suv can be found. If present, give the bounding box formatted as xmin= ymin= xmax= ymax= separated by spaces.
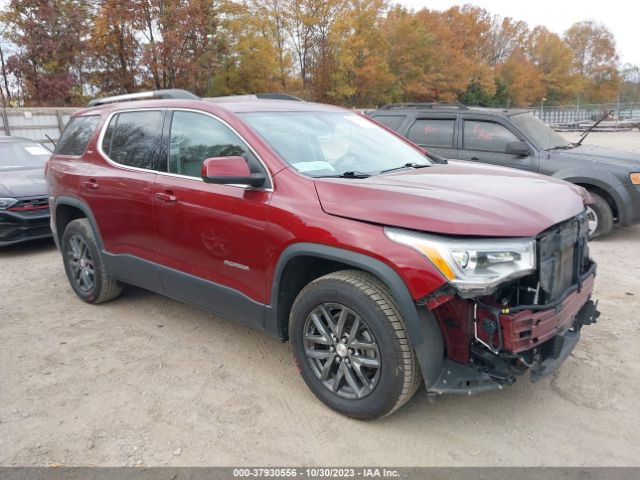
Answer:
xmin=46 ymin=90 xmax=600 ymax=419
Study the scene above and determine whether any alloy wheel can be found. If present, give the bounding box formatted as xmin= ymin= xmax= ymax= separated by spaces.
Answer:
xmin=586 ymin=205 xmax=599 ymax=237
xmin=303 ymin=303 xmax=381 ymax=400
xmin=67 ymin=234 xmax=96 ymax=293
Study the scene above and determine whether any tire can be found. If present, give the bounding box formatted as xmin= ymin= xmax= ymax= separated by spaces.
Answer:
xmin=289 ymin=270 xmax=422 ymax=420
xmin=586 ymin=192 xmax=613 ymax=239
xmin=61 ymin=218 xmax=122 ymax=304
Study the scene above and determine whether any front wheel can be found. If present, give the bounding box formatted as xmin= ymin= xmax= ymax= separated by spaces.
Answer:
xmin=289 ymin=270 xmax=421 ymax=419
xmin=586 ymin=192 xmax=613 ymax=238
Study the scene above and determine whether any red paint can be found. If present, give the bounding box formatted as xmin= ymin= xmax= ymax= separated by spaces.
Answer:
xmin=8 ymin=204 xmax=49 ymax=211
xmin=47 ymin=98 xmax=593 ymax=367
xmin=201 ymin=156 xmax=251 ymax=178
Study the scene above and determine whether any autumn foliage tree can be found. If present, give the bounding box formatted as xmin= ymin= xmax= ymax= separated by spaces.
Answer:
xmin=2 ymin=0 xmax=90 ymax=105
xmin=564 ymin=21 xmax=620 ymax=103
xmin=0 ymin=1 xmax=634 ymax=107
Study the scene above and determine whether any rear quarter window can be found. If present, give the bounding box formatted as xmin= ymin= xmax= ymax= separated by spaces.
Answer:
xmin=371 ymin=115 xmax=406 ymax=131
xmin=101 ymin=110 xmax=163 ymax=170
xmin=55 ymin=115 xmax=101 ymax=156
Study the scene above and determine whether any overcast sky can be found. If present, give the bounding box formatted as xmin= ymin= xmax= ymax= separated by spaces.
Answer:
xmin=395 ymin=0 xmax=639 ymax=67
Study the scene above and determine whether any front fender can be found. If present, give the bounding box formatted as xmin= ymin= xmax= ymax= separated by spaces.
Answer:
xmin=552 ymin=169 xmax=631 ymax=222
xmin=268 ymin=243 xmax=444 ymax=388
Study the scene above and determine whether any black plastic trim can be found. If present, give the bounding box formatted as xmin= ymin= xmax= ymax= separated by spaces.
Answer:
xmin=53 ymin=196 xmax=105 ymax=249
xmin=102 ymin=252 xmax=267 ymax=330
xmin=269 ymin=243 xmax=423 ymax=341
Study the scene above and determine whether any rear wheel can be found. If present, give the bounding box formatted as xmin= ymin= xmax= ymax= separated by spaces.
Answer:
xmin=586 ymin=192 xmax=613 ymax=238
xmin=61 ymin=218 xmax=122 ymax=304
xmin=289 ymin=270 xmax=421 ymax=419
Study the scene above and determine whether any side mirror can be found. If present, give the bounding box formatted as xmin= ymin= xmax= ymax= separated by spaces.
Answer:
xmin=505 ymin=140 xmax=531 ymax=157
xmin=201 ymin=156 xmax=266 ymax=187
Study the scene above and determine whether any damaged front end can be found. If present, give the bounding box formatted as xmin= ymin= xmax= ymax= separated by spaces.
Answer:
xmin=392 ymin=212 xmax=600 ymax=395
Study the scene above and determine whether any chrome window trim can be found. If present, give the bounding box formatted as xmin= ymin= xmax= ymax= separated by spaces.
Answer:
xmin=96 ymin=107 xmax=165 ymax=176
xmin=96 ymin=107 xmax=274 ymax=191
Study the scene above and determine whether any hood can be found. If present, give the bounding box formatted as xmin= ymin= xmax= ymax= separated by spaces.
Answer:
xmin=314 ymin=161 xmax=586 ymax=237
xmin=0 ymin=167 xmax=47 ymax=198
xmin=552 ymin=144 xmax=640 ymax=170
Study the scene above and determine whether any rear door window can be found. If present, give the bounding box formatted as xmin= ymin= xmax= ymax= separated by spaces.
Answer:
xmin=463 ymin=120 xmax=518 ymax=152
xmin=370 ymin=115 xmax=406 ymax=131
xmin=407 ymin=119 xmax=455 ymax=148
xmin=55 ymin=115 xmax=100 ymax=156
xmin=101 ymin=110 xmax=163 ymax=170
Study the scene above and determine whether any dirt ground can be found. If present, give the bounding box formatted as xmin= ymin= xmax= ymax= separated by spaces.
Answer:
xmin=1 ymin=132 xmax=639 ymax=467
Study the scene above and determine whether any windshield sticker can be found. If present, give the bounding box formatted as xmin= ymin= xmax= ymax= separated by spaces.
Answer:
xmin=345 ymin=115 xmax=376 ymax=129
xmin=24 ymin=146 xmax=51 ymax=156
xmin=292 ymin=161 xmax=336 ymax=173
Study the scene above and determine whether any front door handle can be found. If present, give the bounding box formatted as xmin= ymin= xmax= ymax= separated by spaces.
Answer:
xmin=470 ymin=157 xmax=479 ymax=161
xmin=82 ymin=179 xmax=99 ymax=190
xmin=155 ymin=191 xmax=177 ymax=203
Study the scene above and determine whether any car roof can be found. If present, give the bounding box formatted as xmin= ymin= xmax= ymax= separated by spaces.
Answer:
xmin=371 ymin=105 xmax=530 ymax=117
xmin=0 ymin=136 xmax=38 ymax=143
xmin=206 ymin=99 xmax=346 ymax=113
xmin=77 ymin=98 xmax=348 ymax=117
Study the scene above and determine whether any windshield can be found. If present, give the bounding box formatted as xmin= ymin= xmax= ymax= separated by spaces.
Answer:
xmin=0 ymin=142 xmax=51 ymax=170
xmin=511 ymin=113 xmax=570 ymax=150
xmin=240 ymin=111 xmax=431 ymax=177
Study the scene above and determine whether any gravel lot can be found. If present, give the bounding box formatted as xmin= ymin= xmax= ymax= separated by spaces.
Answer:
xmin=1 ymin=132 xmax=639 ymax=467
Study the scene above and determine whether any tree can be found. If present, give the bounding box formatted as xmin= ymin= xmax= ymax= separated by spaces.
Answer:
xmin=327 ymin=0 xmax=395 ymax=106
xmin=564 ymin=21 xmax=620 ymax=103
xmin=380 ymin=7 xmax=475 ymax=103
xmin=139 ymin=0 xmax=221 ymax=95
xmin=252 ymin=0 xmax=294 ymax=89
xmin=527 ymin=26 xmax=580 ymax=104
xmin=620 ymin=64 xmax=640 ymax=103
xmin=496 ymin=48 xmax=544 ymax=106
xmin=2 ymin=0 xmax=90 ymax=105
xmin=88 ymin=0 xmax=140 ymax=94
xmin=212 ymin=2 xmax=282 ymax=95
xmin=487 ymin=17 xmax=529 ymax=66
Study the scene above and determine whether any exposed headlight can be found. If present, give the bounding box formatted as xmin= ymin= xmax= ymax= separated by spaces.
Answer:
xmin=0 ymin=198 xmax=18 ymax=209
xmin=385 ymin=228 xmax=536 ymax=298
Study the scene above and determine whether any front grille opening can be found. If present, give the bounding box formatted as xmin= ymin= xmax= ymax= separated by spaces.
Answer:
xmin=483 ymin=212 xmax=591 ymax=310
xmin=8 ymin=197 xmax=49 ymax=212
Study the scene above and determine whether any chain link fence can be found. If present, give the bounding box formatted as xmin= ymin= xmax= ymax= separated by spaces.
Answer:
xmin=526 ymin=102 xmax=640 ymax=129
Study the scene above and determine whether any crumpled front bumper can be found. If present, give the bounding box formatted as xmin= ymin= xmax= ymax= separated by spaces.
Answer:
xmin=427 ymin=271 xmax=599 ymax=396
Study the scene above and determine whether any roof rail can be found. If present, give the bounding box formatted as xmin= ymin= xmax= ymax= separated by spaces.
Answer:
xmin=207 ymin=93 xmax=303 ymax=102
xmin=255 ymin=93 xmax=303 ymax=101
xmin=379 ymin=102 xmax=469 ymax=110
xmin=87 ymin=89 xmax=199 ymax=107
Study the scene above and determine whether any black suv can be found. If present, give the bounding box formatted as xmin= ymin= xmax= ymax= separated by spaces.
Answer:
xmin=369 ymin=104 xmax=640 ymax=238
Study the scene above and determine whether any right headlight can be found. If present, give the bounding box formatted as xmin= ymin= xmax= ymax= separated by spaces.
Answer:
xmin=0 ymin=198 xmax=17 ymax=210
xmin=385 ymin=227 xmax=536 ymax=298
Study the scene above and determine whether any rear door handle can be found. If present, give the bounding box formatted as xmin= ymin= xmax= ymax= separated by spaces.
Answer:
xmin=155 ymin=192 xmax=177 ymax=203
xmin=82 ymin=179 xmax=99 ymax=190
xmin=470 ymin=157 xmax=479 ymax=161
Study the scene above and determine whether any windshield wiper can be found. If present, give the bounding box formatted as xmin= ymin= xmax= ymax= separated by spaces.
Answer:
xmin=546 ymin=144 xmax=574 ymax=151
xmin=380 ymin=163 xmax=431 ymax=174
xmin=576 ymin=109 xmax=613 ymax=146
xmin=315 ymin=170 xmax=371 ymax=179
